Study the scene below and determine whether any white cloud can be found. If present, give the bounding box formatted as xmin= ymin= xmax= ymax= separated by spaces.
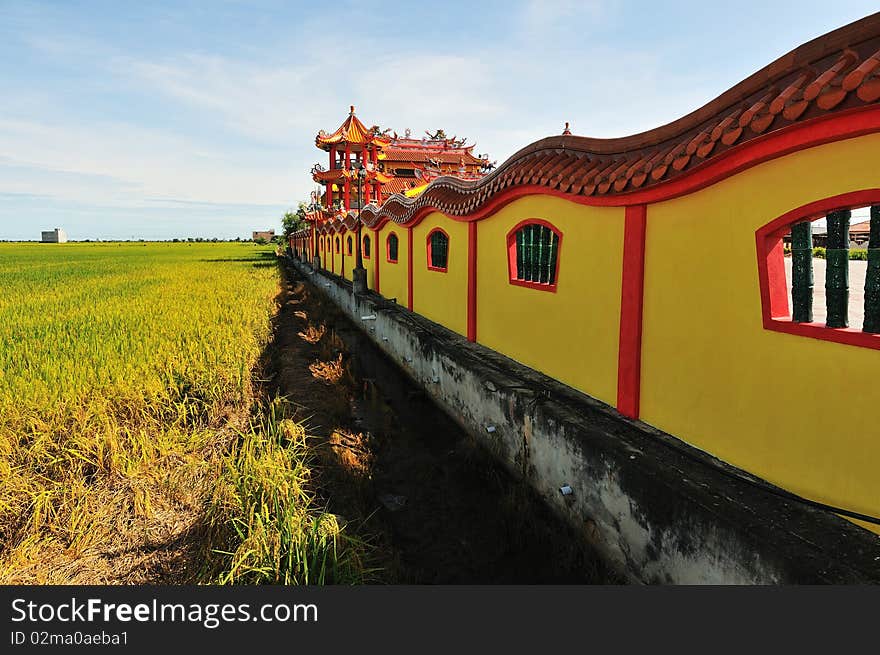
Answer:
xmin=0 ymin=118 xmax=298 ymax=206
xmin=120 ymin=54 xmax=322 ymax=144
xmin=518 ymin=0 xmax=610 ymax=38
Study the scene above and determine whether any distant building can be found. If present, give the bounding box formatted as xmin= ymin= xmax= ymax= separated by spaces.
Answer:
xmin=41 ymin=228 xmax=68 ymax=243
xmin=252 ymin=230 xmax=275 ymax=241
xmin=784 ymin=219 xmax=872 ymax=248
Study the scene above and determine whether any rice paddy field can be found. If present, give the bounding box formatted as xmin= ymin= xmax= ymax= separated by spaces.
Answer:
xmin=0 ymin=241 xmax=365 ymax=584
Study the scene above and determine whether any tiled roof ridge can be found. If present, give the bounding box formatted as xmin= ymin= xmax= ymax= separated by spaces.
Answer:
xmin=338 ymin=13 xmax=880 ymax=228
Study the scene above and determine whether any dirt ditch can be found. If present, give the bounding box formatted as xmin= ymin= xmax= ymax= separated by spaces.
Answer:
xmin=267 ymin=260 xmax=615 ymax=584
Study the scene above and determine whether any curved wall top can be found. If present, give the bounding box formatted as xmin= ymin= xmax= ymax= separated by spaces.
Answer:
xmin=297 ymin=13 xmax=880 ymax=237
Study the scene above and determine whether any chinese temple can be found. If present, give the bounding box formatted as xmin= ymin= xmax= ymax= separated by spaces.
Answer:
xmin=309 ymin=106 xmax=492 ymax=215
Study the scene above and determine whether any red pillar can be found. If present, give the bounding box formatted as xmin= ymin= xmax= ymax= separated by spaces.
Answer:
xmin=407 ymin=226 xmax=413 ymax=311
xmin=372 ymin=148 xmax=381 ymax=202
xmin=344 ymin=144 xmax=351 ymax=211
xmin=616 ymin=205 xmax=647 ymax=420
xmin=467 ymin=221 xmax=477 ymax=342
xmin=373 ymin=228 xmax=380 ymax=293
xmin=365 ymin=147 xmax=372 ymax=204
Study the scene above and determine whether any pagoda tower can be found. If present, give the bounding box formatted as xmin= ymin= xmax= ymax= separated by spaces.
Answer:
xmin=313 ymin=105 xmax=389 ymax=211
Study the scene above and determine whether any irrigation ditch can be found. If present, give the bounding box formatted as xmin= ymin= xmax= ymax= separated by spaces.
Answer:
xmin=266 ymin=259 xmax=615 ymax=584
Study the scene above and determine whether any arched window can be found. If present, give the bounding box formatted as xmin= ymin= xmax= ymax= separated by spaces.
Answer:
xmin=427 ymin=228 xmax=449 ymax=272
xmin=363 ymin=235 xmax=371 ymax=259
xmin=507 ymin=220 xmax=562 ymax=291
xmin=387 ymin=233 xmax=399 ymax=263
xmin=335 ymin=237 xmax=340 ymax=253
xmin=756 ymin=191 xmax=880 ymax=349
xmin=347 ymin=235 xmax=353 ymax=255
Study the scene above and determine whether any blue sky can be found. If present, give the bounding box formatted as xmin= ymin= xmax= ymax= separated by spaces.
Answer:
xmin=0 ymin=1 xmax=877 ymax=240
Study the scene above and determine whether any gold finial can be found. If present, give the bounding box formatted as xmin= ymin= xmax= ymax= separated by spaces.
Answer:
xmin=350 ymin=105 xmax=355 ymax=114
xmin=562 ymin=121 xmax=572 ymax=135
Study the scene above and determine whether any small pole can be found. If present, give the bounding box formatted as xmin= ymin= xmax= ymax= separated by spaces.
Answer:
xmin=825 ymin=209 xmax=850 ymax=328
xmin=352 ymin=164 xmax=368 ymax=294
xmin=791 ymin=221 xmax=813 ymax=323
xmin=864 ymin=205 xmax=880 ymax=333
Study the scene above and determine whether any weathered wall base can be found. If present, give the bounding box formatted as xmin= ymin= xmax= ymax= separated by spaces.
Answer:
xmin=292 ymin=258 xmax=880 ymax=584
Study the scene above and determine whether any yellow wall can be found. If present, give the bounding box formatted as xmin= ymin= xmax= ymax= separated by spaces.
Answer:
xmin=476 ymin=195 xmax=624 ymax=406
xmin=306 ymin=132 xmax=880 ymax=532
xmin=412 ymin=212 xmax=468 ymax=336
xmin=640 ymin=132 xmax=880 ymax=522
xmin=377 ymin=223 xmax=408 ymax=304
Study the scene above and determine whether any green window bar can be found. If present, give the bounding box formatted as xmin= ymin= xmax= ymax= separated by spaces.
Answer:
xmin=864 ymin=205 xmax=880 ymax=333
xmin=790 ymin=221 xmax=813 ymax=323
xmin=540 ymin=226 xmax=548 ymax=280
xmin=531 ymin=225 xmax=541 ymax=282
xmin=825 ymin=209 xmax=850 ymax=328
xmin=548 ymin=232 xmax=559 ymax=285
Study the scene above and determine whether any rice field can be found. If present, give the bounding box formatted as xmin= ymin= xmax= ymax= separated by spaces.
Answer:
xmin=0 ymin=242 xmax=365 ymax=584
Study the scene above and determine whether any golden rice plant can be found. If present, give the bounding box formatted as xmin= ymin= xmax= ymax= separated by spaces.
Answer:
xmin=0 ymin=242 xmax=367 ymax=584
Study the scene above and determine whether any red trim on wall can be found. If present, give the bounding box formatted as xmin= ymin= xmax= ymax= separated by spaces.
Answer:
xmin=755 ymin=188 xmax=880 ymax=349
xmin=373 ymin=229 xmax=380 ymax=293
xmin=426 ymin=227 xmax=450 ymax=272
xmin=765 ymin=239 xmax=789 ymax=318
xmin=467 ymin=221 xmax=477 ymax=342
xmin=617 ymin=205 xmax=647 ymax=420
xmin=407 ymin=226 xmax=414 ymax=311
xmin=505 ymin=218 xmax=563 ymax=292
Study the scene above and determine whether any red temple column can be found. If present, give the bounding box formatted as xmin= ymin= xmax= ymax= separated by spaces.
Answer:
xmin=365 ymin=150 xmax=372 ymax=204
xmin=344 ymin=144 xmax=351 ymax=210
xmin=372 ymin=147 xmax=380 ymax=202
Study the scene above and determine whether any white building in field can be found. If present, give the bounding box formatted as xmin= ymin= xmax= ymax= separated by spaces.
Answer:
xmin=41 ymin=228 xmax=68 ymax=243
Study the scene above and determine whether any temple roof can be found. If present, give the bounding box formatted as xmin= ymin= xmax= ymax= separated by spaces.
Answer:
xmin=315 ymin=106 xmax=390 ymax=150
xmin=381 ymin=148 xmax=485 ymax=165
xmin=381 ymin=177 xmax=424 ymax=196
xmin=311 ymin=163 xmax=390 ymax=184
xmin=850 ymin=220 xmax=871 ymax=234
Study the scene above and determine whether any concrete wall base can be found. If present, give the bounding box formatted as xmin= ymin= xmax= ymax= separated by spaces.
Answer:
xmin=292 ymin=258 xmax=880 ymax=584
